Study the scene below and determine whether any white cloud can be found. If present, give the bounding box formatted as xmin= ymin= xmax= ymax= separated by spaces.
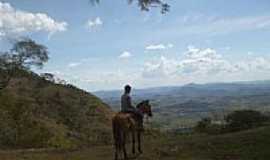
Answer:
xmin=145 ymin=43 xmax=174 ymax=51
xmin=44 ymin=47 xmax=270 ymax=91
xmin=0 ymin=2 xmax=67 ymax=38
xmin=146 ymin=44 xmax=166 ymax=50
xmin=142 ymin=56 xmax=178 ymax=78
xmin=68 ymin=62 xmax=82 ymax=68
xmin=157 ymin=15 xmax=270 ymax=37
xmin=179 ymin=46 xmax=234 ymax=74
xmin=167 ymin=43 xmax=174 ymax=48
xmin=119 ymin=51 xmax=132 ymax=59
xmin=142 ymin=46 xmax=270 ymax=80
xmin=86 ymin=17 xmax=103 ymax=30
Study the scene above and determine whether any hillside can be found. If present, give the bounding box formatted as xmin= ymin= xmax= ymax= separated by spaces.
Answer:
xmin=94 ymin=81 xmax=270 ymax=129
xmin=0 ymin=69 xmax=113 ymax=149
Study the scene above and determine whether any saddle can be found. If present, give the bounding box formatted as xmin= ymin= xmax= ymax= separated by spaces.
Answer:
xmin=117 ymin=112 xmax=144 ymax=131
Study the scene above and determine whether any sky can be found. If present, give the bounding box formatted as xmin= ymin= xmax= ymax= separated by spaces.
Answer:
xmin=1 ymin=0 xmax=270 ymax=91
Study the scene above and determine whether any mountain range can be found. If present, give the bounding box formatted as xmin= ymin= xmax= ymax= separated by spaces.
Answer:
xmin=94 ymin=80 xmax=270 ymax=129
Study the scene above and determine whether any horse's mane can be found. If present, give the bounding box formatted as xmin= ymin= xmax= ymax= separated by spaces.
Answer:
xmin=136 ymin=101 xmax=145 ymax=109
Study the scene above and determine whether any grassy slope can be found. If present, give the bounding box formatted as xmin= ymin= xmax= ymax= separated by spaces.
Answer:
xmin=1 ymin=126 xmax=270 ymax=160
xmin=0 ymin=70 xmax=113 ymax=149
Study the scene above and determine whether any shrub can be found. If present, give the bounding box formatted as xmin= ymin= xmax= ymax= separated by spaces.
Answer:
xmin=195 ymin=118 xmax=212 ymax=133
xmin=225 ymin=110 xmax=267 ymax=132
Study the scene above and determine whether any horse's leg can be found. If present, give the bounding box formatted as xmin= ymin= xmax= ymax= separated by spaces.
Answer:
xmin=137 ymin=131 xmax=142 ymax=154
xmin=132 ymin=130 xmax=135 ymax=154
xmin=122 ymin=132 xmax=128 ymax=160
xmin=115 ymin=135 xmax=121 ymax=160
xmin=114 ymin=140 xmax=119 ymax=160
xmin=113 ymin=121 xmax=119 ymax=160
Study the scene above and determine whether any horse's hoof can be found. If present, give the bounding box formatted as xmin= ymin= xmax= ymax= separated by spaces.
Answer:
xmin=139 ymin=150 xmax=143 ymax=154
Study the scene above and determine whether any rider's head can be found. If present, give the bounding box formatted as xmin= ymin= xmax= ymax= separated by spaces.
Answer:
xmin=124 ymin=84 xmax=131 ymax=94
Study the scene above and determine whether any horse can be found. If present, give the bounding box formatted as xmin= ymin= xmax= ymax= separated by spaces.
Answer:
xmin=112 ymin=100 xmax=152 ymax=160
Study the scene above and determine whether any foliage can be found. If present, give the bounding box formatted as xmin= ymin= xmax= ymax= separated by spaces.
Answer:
xmin=10 ymin=38 xmax=49 ymax=69
xmin=0 ymin=38 xmax=49 ymax=90
xmin=195 ymin=118 xmax=224 ymax=134
xmin=40 ymin=73 xmax=67 ymax=85
xmin=40 ymin=73 xmax=55 ymax=83
xmin=225 ymin=110 xmax=267 ymax=132
xmin=195 ymin=110 xmax=269 ymax=134
xmin=195 ymin=117 xmax=211 ymax=132
xmin=3 ymin=126 xmax=270 ymax=160
xmin=0 ymin=93 xmax=51 ymax=148
xmin=0 ymin=69 xmax=112 ymax=149
xmin=90 ymin=0 xmax=169 ymax=14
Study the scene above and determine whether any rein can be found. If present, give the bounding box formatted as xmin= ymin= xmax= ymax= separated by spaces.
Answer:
xmin=136 ymin=103 xmax=146 ymax=114
xmin=136 ymin=101 xmax=152 ymax=123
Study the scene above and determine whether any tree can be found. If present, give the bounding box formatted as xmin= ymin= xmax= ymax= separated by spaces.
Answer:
xmin=0 ymin=53 xmax=13 ymax=90
xmin=195 ymin=117 xmax=212 ymax=133
xmin=91 ymin=0 xmax=169 ymax=14
xmin=10 ymin=38 xmax=49 ymax=69
xmin=40 ymin=73 xmax=67 ymax=85
xmin=0 ymin=38 xmax=49 ymax=90
xmin=40 ymin=73 xmax=55 ymax=83
xmin=225 ymin=110 xmax=267 ymax=132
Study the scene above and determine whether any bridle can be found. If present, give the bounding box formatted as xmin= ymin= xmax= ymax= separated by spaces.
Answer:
xmin=136 ymin=101 xmax=152 ymax=117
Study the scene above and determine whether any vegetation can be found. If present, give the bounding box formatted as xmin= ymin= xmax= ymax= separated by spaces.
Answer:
xmin=225 ymin=110 xmax=268 ymax=132
xmin=0 ymin=38 xmax=113 ymax=149
xmin=2 ymin=126 xmax=270 ymax=160
xmin=0 ymin=38 xmax=49 ymax=90
xmin=90 ymin=0 xmax=170 ymax=14
xmin=0 ymin=68 xmax=112 ymax=149
xmin=195 ymin=110 xmax=269 ymax=134
xmin=1 ymin=38 xmax=270 ymax=159
xmin=96 ymin=82 xmax=270 ymax=130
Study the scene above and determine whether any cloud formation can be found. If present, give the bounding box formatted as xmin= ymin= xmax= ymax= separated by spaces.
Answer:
xmin=119 ymin=51 xmax=132 ymax=59
xmin=145 ymin=43 xmax=173 ymax=51
xmin=143 ymin=46 xmax=270 ymax=80
xmin=68 ymin=62 xmax=82 ymax=68
xmin=86 ymin=17 xmax=103 ymax=30
xmin=0 ymin=2 xmax=67 ymax=38
xmin=158 ymin=15 xmax=270 ymax=37
xmin=54 ymin=46 xmax=270 ymax=91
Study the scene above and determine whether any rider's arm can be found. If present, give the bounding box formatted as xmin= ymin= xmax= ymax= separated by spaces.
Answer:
xmin=127 ymin=95 xmax=133 ymax=108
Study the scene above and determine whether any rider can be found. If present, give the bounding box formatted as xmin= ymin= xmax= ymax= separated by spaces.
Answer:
xmin=121 ymin=84 xmax=143 ymax=130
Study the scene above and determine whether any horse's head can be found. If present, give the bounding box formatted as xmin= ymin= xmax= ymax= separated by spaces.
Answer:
xmin=136 ymin=100 xmax=152 ymax=117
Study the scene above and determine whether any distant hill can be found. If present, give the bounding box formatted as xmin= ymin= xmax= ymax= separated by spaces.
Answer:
xmin=94 ymin=81 xmax=270 ymax=129
xmin=0 ymin=69 xmax=113 ymax=149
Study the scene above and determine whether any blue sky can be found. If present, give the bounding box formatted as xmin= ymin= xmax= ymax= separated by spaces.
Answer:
xmin=1 ymin=0 xmax=270 ymax=91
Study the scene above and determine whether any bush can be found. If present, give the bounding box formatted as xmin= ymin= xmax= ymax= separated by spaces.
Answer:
xmin=195 ymin=118 xmax=212 ymax=133
xmin=195 ymin=110 xmax=269 ymax=134
xmin=225 ymin=110 xmax=267 ymax=132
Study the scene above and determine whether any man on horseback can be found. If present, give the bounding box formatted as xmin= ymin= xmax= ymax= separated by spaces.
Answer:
xmin=112 ymin=86 xmax=152 ymax=159
xmin=121 ymin=85 xmax=144 ymax=130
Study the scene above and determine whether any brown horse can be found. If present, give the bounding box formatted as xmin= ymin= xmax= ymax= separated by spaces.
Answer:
xmin=112 ymin=100 xmax=152 ymax=160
